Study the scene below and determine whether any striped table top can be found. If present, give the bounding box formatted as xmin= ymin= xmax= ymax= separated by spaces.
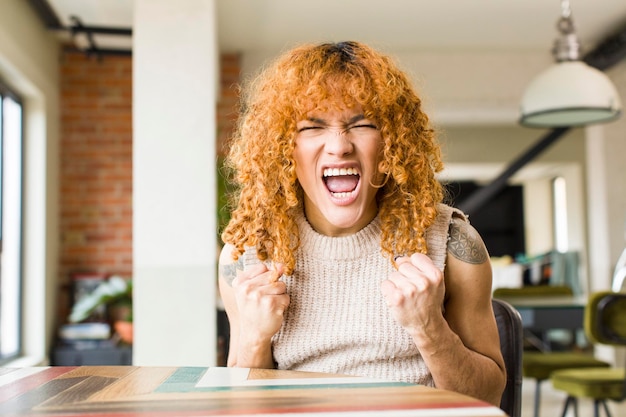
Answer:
xmin=0 ymin=366 xmax=505 ymax=417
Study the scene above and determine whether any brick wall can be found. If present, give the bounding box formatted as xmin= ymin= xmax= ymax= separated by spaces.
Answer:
xmin=59 ymin=51 xmax=133 ymax=315
xmin=58 ymin=51 xmax=240 ymax=321
xmin=217 ymin=53 xmax=240 ymax=156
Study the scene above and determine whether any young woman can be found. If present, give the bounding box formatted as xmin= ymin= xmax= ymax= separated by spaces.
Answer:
xmin=218 ymin=41 xmax=506 ymax=405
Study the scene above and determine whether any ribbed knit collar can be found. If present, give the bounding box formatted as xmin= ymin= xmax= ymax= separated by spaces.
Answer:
xmin=296 ymin=210 xmax=382 ymax=261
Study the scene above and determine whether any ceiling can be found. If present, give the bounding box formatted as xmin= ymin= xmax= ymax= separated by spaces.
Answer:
xmin=37 ymin=0 xmax=626 ymax=56
xmin=29 ymin=0 xmax=626 ymax=211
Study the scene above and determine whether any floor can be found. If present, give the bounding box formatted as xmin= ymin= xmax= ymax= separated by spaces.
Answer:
xmin=521 ymin=377 xmax=626 ymax=417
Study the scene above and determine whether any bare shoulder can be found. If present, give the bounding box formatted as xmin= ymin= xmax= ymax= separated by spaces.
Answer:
xmin=218 ymin=243 xmax=244 ymax=287
xmin=443 ymin=219 xmax=498 ymax=360
xmin=447 ymin=216 xmax=489 ymax=265
xmin=444 ymin=216 xmax=493 ymax=304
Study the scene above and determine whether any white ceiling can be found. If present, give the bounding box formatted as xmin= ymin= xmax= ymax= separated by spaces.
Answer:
xmin=45 ymin=0 xmax=626 ymax=55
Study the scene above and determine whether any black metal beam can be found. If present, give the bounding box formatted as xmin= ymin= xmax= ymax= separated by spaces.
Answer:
xmin=69 ymin=16 xmax=132 ymax=37
xmin=27 ymin=0 xmax=63 ymax=29
xmin=583 ymin=21 xmax=626 ymax=70
xmin=458 ymin=22 xmax=626 ymax=216
xmin=70 ymin=25 xmax=132 ymax=36
xmin=457 ymin=128 xmax=570 ymax=214
xmin=26 ymin=1 xmax=132 ymax=57
xmin=66 ymin=16 xmax=132 ymax=58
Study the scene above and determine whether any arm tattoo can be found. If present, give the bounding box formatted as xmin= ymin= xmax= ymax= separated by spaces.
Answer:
xmin=447 ymin=217 xmax=489 ymax=264
xmin=219 ymin=257 xmax=244 ymax=286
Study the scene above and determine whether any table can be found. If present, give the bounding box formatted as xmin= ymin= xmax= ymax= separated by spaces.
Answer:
xmin=0 ymin=366 xmax=505 ymax=416
xmin=495 ymin=295 xmax=587 ymax=351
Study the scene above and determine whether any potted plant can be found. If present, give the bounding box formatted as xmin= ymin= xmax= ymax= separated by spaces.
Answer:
xmin=68 ymin=275 xmax=133 ymax=344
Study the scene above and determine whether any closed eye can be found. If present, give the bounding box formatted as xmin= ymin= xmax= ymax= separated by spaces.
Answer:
xmin=350 ymin=124 xmax=377 ymax=130
xmin=347 ymin=123 xmax=379 ymax=134
xmin=297 ymin=126 xmax=323 ymax=132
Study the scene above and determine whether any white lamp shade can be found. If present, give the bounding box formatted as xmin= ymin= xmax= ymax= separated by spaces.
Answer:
xmin=520 ymin=61 xmax=622 ymax=127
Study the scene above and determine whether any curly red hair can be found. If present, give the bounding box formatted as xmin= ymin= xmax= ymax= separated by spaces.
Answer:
xmin=221 ymin=41 xmax=444 ymax=274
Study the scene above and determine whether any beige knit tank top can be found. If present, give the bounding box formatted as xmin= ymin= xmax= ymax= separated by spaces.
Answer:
xmin=270 ymin=203 xmax=464 ymax=385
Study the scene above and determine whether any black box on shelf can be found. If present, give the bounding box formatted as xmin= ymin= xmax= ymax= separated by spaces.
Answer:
xmin=51 ymin=341 xmax=132 ymax=366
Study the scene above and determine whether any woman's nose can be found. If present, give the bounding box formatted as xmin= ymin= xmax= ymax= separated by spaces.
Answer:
xmin=324 ymin=128 xmax=354 ymax=156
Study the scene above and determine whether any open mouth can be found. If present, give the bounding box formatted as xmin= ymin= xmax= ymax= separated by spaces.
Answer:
xmin=323 ymin=167 xmax=360 ymax=198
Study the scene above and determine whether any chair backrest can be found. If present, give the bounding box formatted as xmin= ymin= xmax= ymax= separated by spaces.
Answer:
xmin=585 ymin=291 xmax=626 ymax=402
xmin=493 ymin=285 xmax=573 ymax=298
xmin=492 ymin=298 xmax=524 ymax=417
xmin=585 ymin=291 xmax=626 ymax=346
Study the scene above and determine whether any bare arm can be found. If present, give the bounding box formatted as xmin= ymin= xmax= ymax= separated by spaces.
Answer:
xmin=426 ymin=218 xmax=505 ymax=404
xmin=218 ymin=244 xmax=289 ymax=368
xmin=381 ymin=218 xmax=505 ymax=405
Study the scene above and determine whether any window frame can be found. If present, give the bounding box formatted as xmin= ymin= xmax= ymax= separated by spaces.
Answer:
xmin=0 ymin=80 xmax=25 ymax=364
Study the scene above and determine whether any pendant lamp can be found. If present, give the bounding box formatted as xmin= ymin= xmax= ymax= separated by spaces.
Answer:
xmin=519 ymin=0 xmax=622 ymax=128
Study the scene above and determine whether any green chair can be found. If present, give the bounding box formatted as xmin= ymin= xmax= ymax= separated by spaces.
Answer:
xmin=493 ymin=285 xmax=574 ymax=298
xmin=494 ymin=286 xmax=611 ymax=417
xmin=523 ymin=351 xmax=610 ymax=417
xmin=550 ymin=291 xmax=626 ymax=417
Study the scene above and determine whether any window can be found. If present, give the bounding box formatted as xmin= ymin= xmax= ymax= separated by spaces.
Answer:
xmin=0 ymin=82 xmax=23 ymax=363
xmin=445 ymin=181 xmax=526 ymax=257
xmin=552 ymin=176 xmax=569 ymax=253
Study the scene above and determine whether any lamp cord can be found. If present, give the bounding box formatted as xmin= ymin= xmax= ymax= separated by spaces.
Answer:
xmin=560 ymin=0 xmax=571 ymax=18
xmin=553 ymin=0 xmax=580 ymax=61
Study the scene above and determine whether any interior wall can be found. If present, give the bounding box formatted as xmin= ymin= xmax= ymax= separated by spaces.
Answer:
xmin=133 ymin=0 xmax=218 ymax=366
xmin=586 ymin=60 xmax=626 ymax=296
xmin=0 ymin=0 xmax=60 ymax=365
xmin=605 ymin=61 xmax=626 ymax=268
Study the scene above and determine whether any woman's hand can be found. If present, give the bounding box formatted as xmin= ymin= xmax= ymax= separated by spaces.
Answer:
xmin=380 ymin=253 xmax=446 ymax=341
xmin=232 ymin=262 xmax=290 ymax=345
